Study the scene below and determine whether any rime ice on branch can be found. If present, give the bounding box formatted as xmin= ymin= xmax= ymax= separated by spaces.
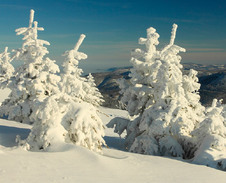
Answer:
xmin=74 ymin=34 xmax=86 ymax=51
xmin=170 ymin=23 xmax=177 ymax=45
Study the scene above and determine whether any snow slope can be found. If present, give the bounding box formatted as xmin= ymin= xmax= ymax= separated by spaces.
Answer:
xmin=0 ymin=89 xmax=226 ymax=183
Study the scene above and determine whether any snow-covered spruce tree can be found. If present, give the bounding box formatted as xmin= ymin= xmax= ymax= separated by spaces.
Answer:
xmin=0 ymin=47 xmax=15 ymax=89
xmin=23 ymin=35 xmax=106 ymax=153
xmin=61 ymin=34 xmax=106 ymax=152
xmin=24 ymin=94 xmax=106 ymax=153
xmin=62 ymin=100 xmax=106 ymax=153
xmin=60 ymin=34 xmax=104 ymax=106
xmin=83 ymin=73 xmax=104 ymax=106
xmin=108 ymin=24 xmax=205 ymax=158
xmin=60 ymin=34 xmax=87 ymax=102
xmin=20 ymin=94 xmax=68 ymax=151
xmin=0 ymin=10 xmax=60 ymax=124
xmin=118 ymin=27 xmax=160 ymax=116
xmin=110 ymin=27 xmax=161 ymax=149
xmin=191 ymin=99 xmax=226 ymax=170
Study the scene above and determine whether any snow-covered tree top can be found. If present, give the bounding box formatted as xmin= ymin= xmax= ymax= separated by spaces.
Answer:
xmin=29 ymin=9 xmax=34 ymax=28
xmin=132 ymin=24 xmax=185 ymax=64
xmin=15 ymin=9 xmax=49 ymax=49
xmin=74 ymin=34 xmax=86 ymax=51
xmin=137 ymin=27 xmax=160 ymax=60
xmin=13 ymin=9 xmax=52 ymax=63
xmin=61 ymin=34 xmax=88 ymax=99
xmin=170 ymin=24 xmax=177 ymax=46
xmin=63 ymin=34 xmax=87 ymax=66
xmin=71 ymin=34 xmax=87 ymax=61
xmin=161 ymin=24 xmax=186 ymax=55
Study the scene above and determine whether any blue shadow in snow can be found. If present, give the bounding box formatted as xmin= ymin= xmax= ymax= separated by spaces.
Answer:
xmin=104 ymin=136 xmax=126 ymax=151
xmin=0 ymin=125 xmax=30 ymax=147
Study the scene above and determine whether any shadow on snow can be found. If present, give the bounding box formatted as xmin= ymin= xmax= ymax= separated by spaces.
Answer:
xmin=0 ymin=125 xmax=30 ymax=147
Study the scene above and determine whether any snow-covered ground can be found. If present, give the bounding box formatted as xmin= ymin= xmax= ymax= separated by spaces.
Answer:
xmin=0 ymin=89 xmax=226 ymax=183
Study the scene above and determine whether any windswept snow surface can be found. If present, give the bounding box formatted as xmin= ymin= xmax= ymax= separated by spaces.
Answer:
xmin=0 ymin=90 xmax=225 ymax=182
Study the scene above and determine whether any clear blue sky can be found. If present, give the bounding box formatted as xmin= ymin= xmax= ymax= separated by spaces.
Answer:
xmin=0 ymin=0 xmax=225 ymax=73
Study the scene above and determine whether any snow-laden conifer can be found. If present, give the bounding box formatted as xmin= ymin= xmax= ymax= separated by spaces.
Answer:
xmin=62 ymin=100 xmax=106 ymax=153
xmin=21 ymin=94 xmax=68 ymax=151
xmin=192 ymin=99 xmax=226 ymax=170
xmin=119 ymin=27 xmax=160 ymax=116
xmin=110 ymin=27 xmax=161 ymax=149
xmin=0 ymin=9 xmax=60 ymax=124
xmin=60 ymin=35 xmax=106 ymax=152
xmin=108 ymin=24 xmax=205 ymax=158
xmin=0 ymin=47 xmax=14 ymax=88
xmin=61 ymin=34 xmax=88 ymax=102
xmin=23 ymin=35 xmax=106 ymax=153
xmin=83 ymin=73 xmax=104 ymax=106
xmin=61 ymin=34 xmax=104 ymax=106
xmin=25 ymin=92 xmax=106 ymax=153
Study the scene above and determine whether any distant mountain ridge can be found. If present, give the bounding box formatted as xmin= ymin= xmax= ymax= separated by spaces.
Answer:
xmin=91 ymin=64 xmax=226 ymax=108
xmin=199 ymin=71 xmax=226 ymax=105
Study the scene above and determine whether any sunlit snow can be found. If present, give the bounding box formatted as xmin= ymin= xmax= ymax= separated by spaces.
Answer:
xmin=0 ymin=89 xmax=226 ymax=183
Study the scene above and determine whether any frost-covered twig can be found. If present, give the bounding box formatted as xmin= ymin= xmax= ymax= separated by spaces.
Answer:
xmin=29 ymin=9 xmax=35 ymax=28
xmin=74 ymin=34 xmax=86 ymax=51
xmin=169 ymin=24 xmax=178 ymax=46
xmin=161 ymin=23 xmax=178 ymax=54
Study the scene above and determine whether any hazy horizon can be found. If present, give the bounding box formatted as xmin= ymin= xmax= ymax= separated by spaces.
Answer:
xmin=0 ymin=0 xmax=225 ymax=73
